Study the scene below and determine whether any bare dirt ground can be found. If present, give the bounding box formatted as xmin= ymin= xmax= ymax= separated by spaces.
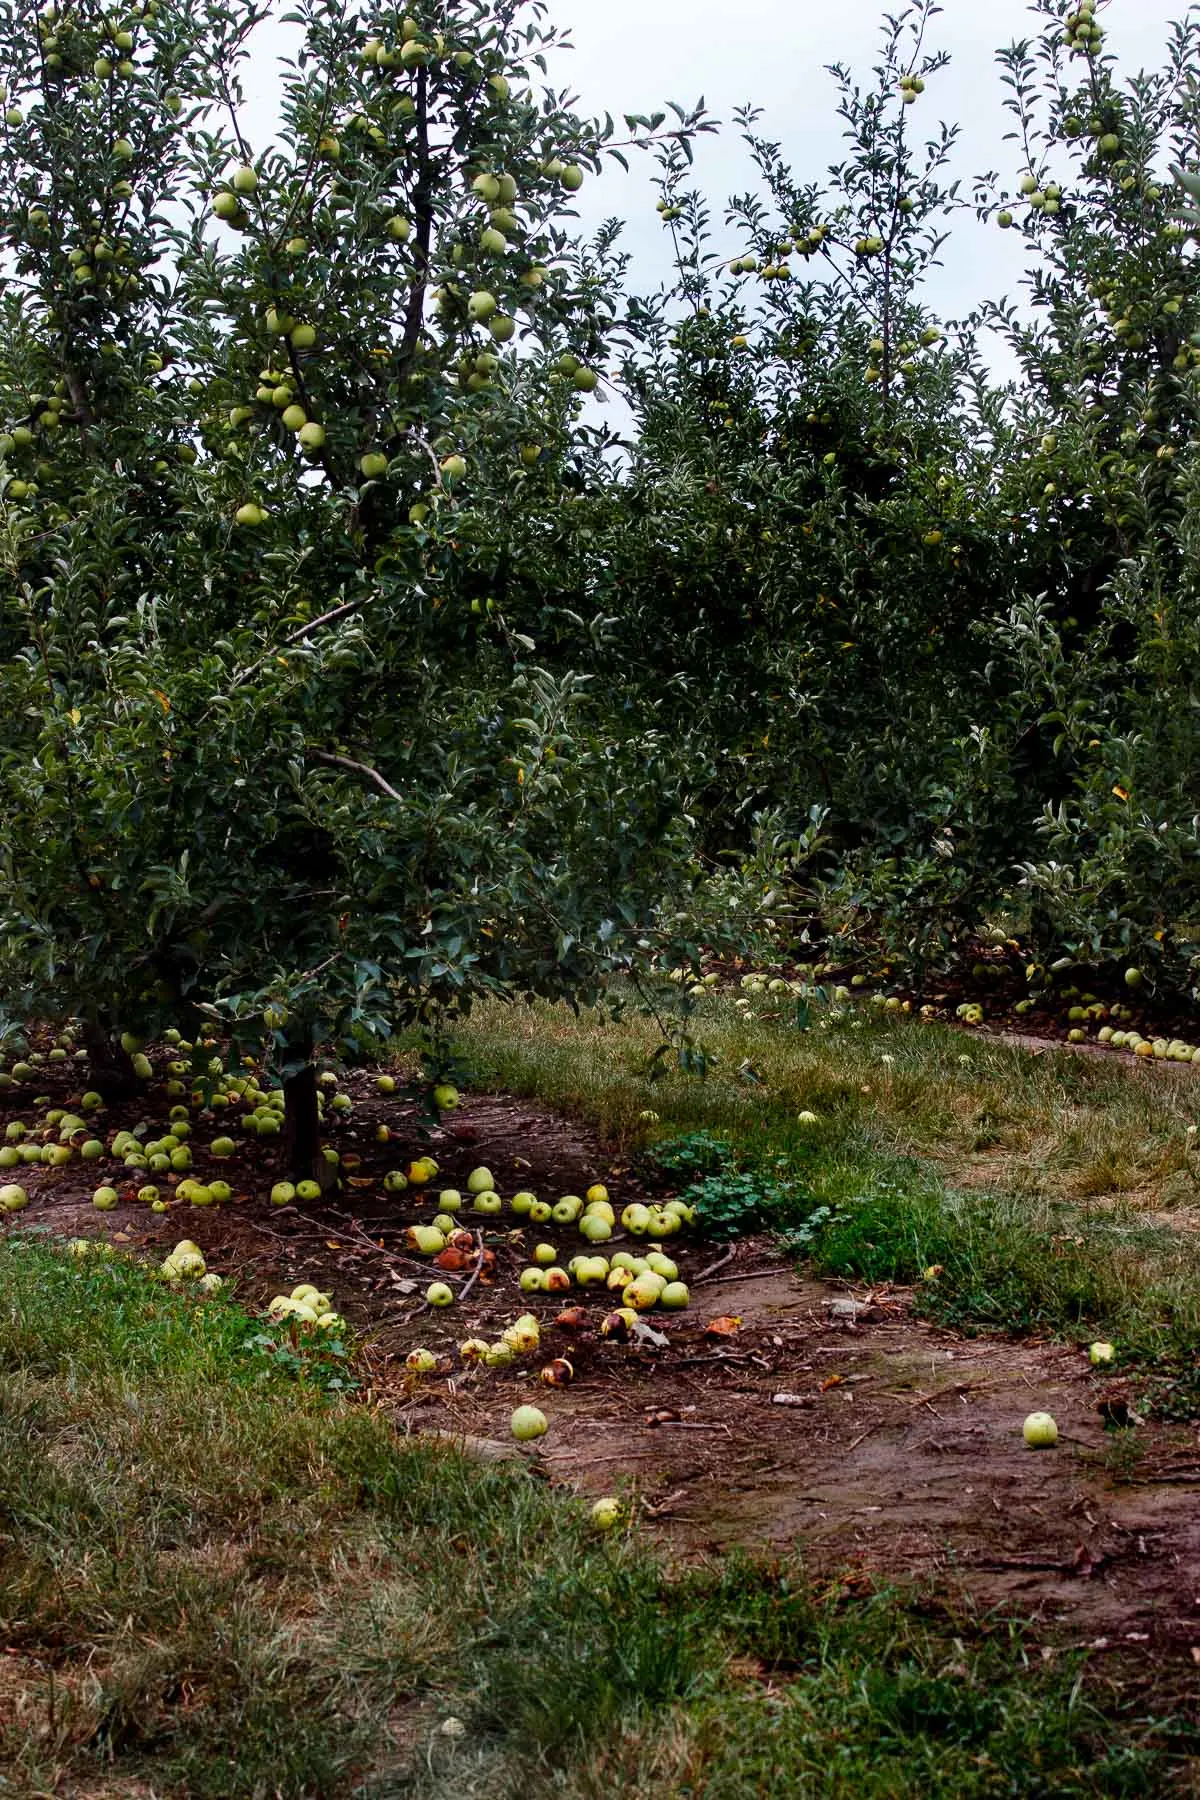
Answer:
xmin=6 ymin=1069 xmax=1200 ymax=1670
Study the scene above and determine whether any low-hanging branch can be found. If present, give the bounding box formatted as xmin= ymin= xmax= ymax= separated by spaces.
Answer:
xmin=306 ymin=748 xmax=403 ymax=803
xmin=226 ymin=594 xmax=377 ymax=695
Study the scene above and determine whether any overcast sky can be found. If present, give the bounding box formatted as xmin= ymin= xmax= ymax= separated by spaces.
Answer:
xmin=546 ymin=0 xmax=1193 ymax=324
xmin=242 ymin=0 xmax=1195 ymax=329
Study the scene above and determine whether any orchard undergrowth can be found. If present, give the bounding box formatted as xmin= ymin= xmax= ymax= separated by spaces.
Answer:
xmin=446 ymin=989 xmax=1200 ymax=1416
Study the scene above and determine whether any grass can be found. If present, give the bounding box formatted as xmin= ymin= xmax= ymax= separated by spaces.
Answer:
xmin=445 ymin=990 xmax=1200 ymax=1205
xmin=438 ymin=991 xmax=1200 ymax=1407
xmin=2 ymin=1233 xmax=1195 ymax=1798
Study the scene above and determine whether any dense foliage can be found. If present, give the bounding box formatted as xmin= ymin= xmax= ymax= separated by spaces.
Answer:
xmin=4 ymin=0 xmax=1200 ymax=1144
xmin=602 ymin=0 xmax=1200 ymax=996
xmin=0 ymin=0 xmax=714 ymax=1157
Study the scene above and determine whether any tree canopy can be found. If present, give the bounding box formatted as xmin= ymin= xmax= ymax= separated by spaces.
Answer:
xmin=6 ymin=0 xmax=1200 ymax=1143
xmin=0 ymin=0 xmax=715 ymax=1151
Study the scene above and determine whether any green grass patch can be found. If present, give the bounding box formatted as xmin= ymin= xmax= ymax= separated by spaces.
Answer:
xmin=1 ymin=1234 xmax=1194 ymax=1796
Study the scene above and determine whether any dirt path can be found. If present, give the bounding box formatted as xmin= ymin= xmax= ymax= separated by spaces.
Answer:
xmin=400 ymin=1257 xmax=1197 ymax=1653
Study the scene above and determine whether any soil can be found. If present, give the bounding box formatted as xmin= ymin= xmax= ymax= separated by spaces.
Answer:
xmin=4 ymin=1051 xmax=1200 ymax=1676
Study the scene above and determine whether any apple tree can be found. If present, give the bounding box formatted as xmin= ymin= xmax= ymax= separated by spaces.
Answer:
xmin=970 ymin=0 xmax=1200 ymax=979
xmin=593 ymin=0 xmax=1200 ymax=989
xmin=0 ymin=0 xmax=712 ymax=1170
xmin=590 ymin=2 xmax=1018 ymax=966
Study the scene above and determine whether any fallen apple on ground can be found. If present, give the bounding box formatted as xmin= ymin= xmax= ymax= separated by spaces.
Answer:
xmin=1022 ymin=1411 xmax=1058 ymax=1448
xmin=511 ymin=1404 xmax=548 ymax=1441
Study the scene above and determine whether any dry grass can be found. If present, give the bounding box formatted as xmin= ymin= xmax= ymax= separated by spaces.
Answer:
xmin=449 ymin=990 xmax=1200 ymax=1218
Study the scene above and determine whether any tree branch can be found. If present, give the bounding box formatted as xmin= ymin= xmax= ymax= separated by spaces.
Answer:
xmin=226 ymin=594 xmax=376 ymax=695
xmin=306 ymin=749 xmax=403 ymax=802
xmin=398 ymin=62 xmax=434 ymax=372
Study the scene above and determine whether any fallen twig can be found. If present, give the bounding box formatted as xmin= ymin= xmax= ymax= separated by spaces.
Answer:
xmin=241 ymin=1216 xmax=309 ymax=1246
xmin=547 ymin=1448 xmax=668 ymax=1465
xmin=456 ymin=1232 xmax=487 ymax=1304
xmin=643 ymin=1485 xmax=691 ymax=1513
xmin=323 ymin=1208 xmax=453 ymax=1278
xmin=906 ymin=1380 xmax=991 ymax=1407
xmin=4 ymin=1189 xmax=110 ymax=1212
xmin=648 ymin=1420 xmax=733 ymax=1434
xmin=697 ymin=1265 xmax=791 ymax=1288
xmin=846 ymin=1421 xmax=888 ymax=1453
xmin=978 ymin=1556 xmax=1104 ymax=1575
xmin=693 ymin=1247 xmax=736 ymax=1283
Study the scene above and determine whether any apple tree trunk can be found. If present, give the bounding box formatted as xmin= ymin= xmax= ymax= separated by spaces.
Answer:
xmin=81 ymin=1020 xmax=140 ymax=1103
xmin=283 ymin=1028 xmax=320 ymax=1184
